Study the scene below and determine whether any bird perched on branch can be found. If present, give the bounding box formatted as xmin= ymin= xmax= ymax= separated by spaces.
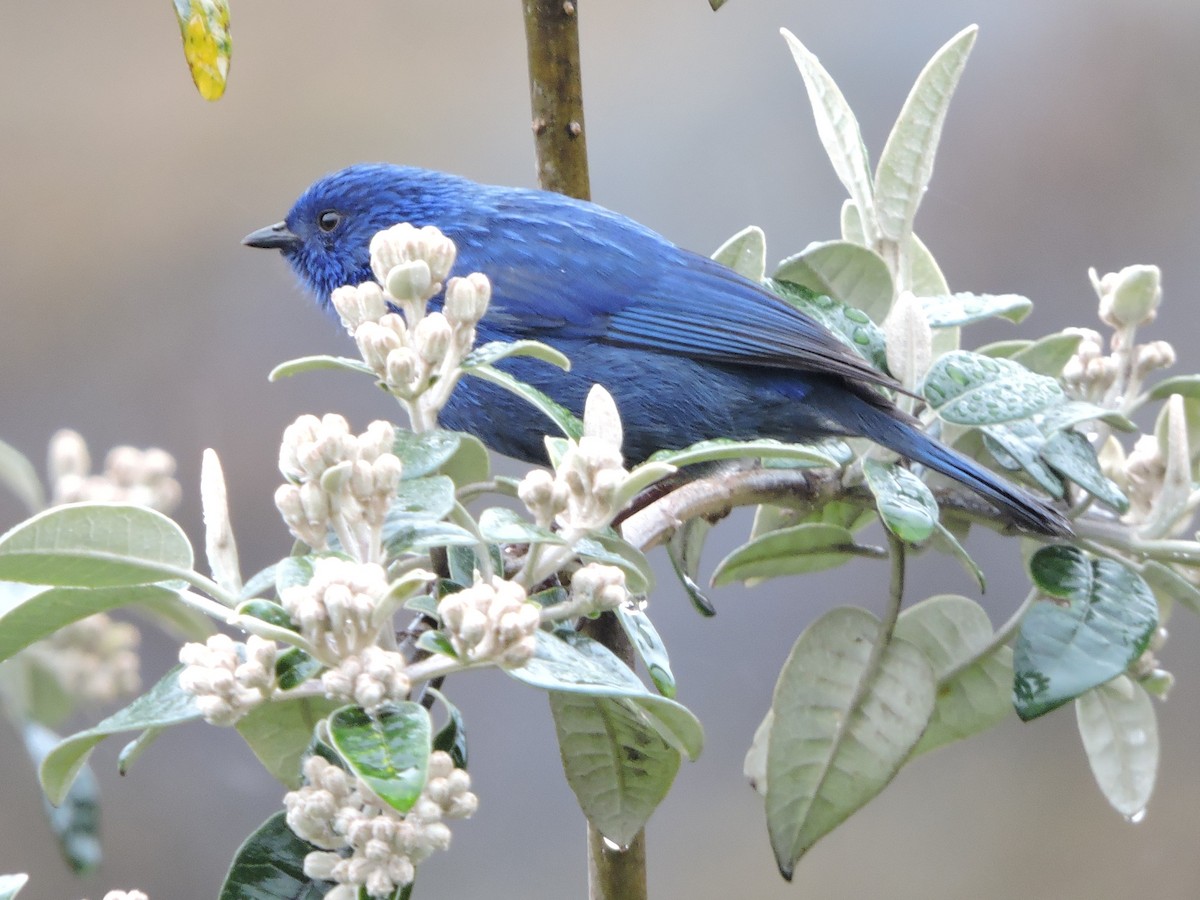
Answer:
xmin=244 ymin=163 xmax=1069 ymax=536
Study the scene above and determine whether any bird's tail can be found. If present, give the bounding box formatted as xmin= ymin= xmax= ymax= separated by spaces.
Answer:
xmin=828 ymin=395 xmax=1072 ymax=538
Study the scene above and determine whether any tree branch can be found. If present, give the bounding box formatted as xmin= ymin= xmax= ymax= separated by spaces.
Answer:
xmin=523 ymin=0 xmax=591 ymax=200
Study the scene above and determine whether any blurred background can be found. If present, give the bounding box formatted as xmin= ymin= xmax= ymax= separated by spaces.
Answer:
xmin=3 ymin=1 xmax=1200 ymax=897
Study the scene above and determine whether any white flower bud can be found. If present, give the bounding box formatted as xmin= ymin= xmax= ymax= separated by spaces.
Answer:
xmin=385 ymin=260 xmax=434 ymax=304
xmin=1093 ymin=264 xmax=1162 ymax=328
xmin=413 ymin=313 xmax=453 ymax=366
xmin=355 ymin=322 xmax=405 ymax=374
xmin=583 ymin=385 xmax=623 ymax=451
xmin=443 ymin=273 xmax=491 ymax=325
xmin=332 ymin=281 xmax=388 ymax=332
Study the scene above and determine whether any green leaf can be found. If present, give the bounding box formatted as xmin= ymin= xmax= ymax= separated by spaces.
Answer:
xmin=218 ymin=811 xmax=329 ymax=900
xmin=862 ymin=459 xmax=939 ymax=543
xmin=477 ymin=507 xmax=563 ymax=545
xmin=0 ymin=439 xmax=44 ymax=515
xmin=1147 ymin=374 xmax=1200 ymax=401
xmin=1040 ymin=430 xmax=1129 ymax=512
xmin=616 ymin=604 xmax=676 ymax=698
xmin=275 ymin=648 xmax=323 ymax=691
xmin=918 ymin=292 xmax=1031 ymax=327
xmin=1015 ymin=547 xmax=1158 ymax=720
xmin=41 ymin=667 xmax=200 ymax=805
xmin=549 ymin=691 xmax=683 ymax=847
xmin=709 ymin=0 xmax=729 ymax=10
xmin=465 ymin=365 xmax=583 ymax=440
xmin=236 ymin=599 xmax=297 ymax=633
xmin=908 ymin=233 xmax=950 ymax=296
xmin=328 ymin=703 xmax=431 ymax=814
xmin=1011 ymin=332 xmax=1085 ymax=377
xmin=924 ymin=351 xmax=1065 ymax=426
xmin=894 ymin=595 xmax=1012 ymax=755
xmin=765 ymin=607 xmax=935 ymax=876
xmin=1039 ymin=400 xmax=1136 ymax=434
xmin=781 ymin=29 xmax=877 ymax=243
xmin=0 ymin=504 xmax=194 ymax=587
xmin=507 ymin=631 xmax=703 ymax=760
xmin=981 ymin=421 xmax=1065 ymax=497
xmin=461 ymin=339 xmax=571 ymax=372
xmin=874 ymin=25 xmax=977 ymax=245
xmin=268 ymin=355 xmax=375 ymax=381
xmin=1075 ymin=676 xmax=1158 ymax=819
xmin=384 ymin=520 xmax=479 ymax=556
xmin=773 ymin=241 xmax=893 ymax=323
xmin=392 ymin=430 xmax=460 ymax=478
xmin=237 ymin=696 xmax=341 ymax=788
xmin=1140 ymin=561 xmax=1200 ymax=617
xmin=0 ymin=583 xmax=185 ymax=663
xmin=647 ymin=437 xmax=842 ymax=470
xmin=428 ymin=688 xmax=468 ymax=770
xmin=931 ymin=522 xmax=986 ymax=592
xmin=438 ymin=433 xmax=490 ymax=488
xmin=0 ymin=875 xmax=28 ymax=900
xmin=391 ymin=476 xmax=456 ymax=521
xmin=712 ymin=225 xmax=767 ymax=282
xmin=769 ymin=280 xmax=888 ymax=373
xmin=666 ymin=517 xmax=716 ymax=616
xmin=711 ymin=523 xmax=880 ymax=586
xmin=23 ymin=722 xmax=101 ymax=874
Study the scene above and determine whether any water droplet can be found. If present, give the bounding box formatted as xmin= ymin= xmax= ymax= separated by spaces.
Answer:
xmin=602 ymin=836 xmax=627 ymax=852
xmin=1127 ymin=728 xmax=1147 ymax=746
xmin=1125 ymin=808 xmax=1146 ymax=824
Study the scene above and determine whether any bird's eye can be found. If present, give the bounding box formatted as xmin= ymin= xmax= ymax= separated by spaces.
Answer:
xmin=317 ymin=210 xmax=342 ymax=232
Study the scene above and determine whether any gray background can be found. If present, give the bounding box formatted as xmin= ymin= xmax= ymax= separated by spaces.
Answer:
xmin=2 ymin=2 xmax=1200 ymax=898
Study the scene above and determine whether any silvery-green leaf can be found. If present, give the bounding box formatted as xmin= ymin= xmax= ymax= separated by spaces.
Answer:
xmin=773 ymin=241 xmax=893 ymax=323
xmin=862 ymin=459 xmax=939 ymax=543
xmin=768 ymin=280 xmax=889 ymax=373
xmin=712 ymin=225 xmax=767 ymax=282
xmin=982 ymin=422 xmax=1065 ymax=497
xmin=766 ymin=607 xmax=935 ymax=876
xmin=1148 ymin=375 xmax=1200 ymax=401
xmin=874 ymin=26 xmax=977 ymax=245
xmin=268 ymin=355 xmax=374 ymax=381
xmin=1140 ymin=561 xmax=1200 ymax=616
xmin=930 ymin=523 xmax=986 ymax=592
xmin=477 ymin=507 xmax=563 ymax=545
xmin=1011 ymin=332 xmax=1086 ymax=377
xmin=919 ymin=293 xmax=1032 ymax=328
xmin=0 ymin=874 xmax=28 ymax=900
xmin=895 ymin=594 xmax=1011 ymax=754
xmin=924 ymin=351 xmax=1065 ymax=426
xmin=840 ymin=200 xmax=867 ymax=245
xmin=1040 ymin=430 xmax=1128 ymax=512
xmin=712 ymin=523 xmax=882 ymax=585
xmin=781 ymin=29 xmax=877 ymax=241
xmin=908 ymin=233 xmax=950 ymax=296
xmin=1076 ymin=676 xmax=1158 ymax=819
xmin=647 ymin=437 xmax=841 ymax=469
xmin=1038 ymin=401 xmax=1136 ymax=434
xmin=667 ymin=517 xmax=716 ymax=616
xmin=460 ymin=339 xmax=570 ymax=372
xmin=0 ymin=439 xmax=44 ymax=515
xmin=466 ymin=365 xmax=583 ymax=440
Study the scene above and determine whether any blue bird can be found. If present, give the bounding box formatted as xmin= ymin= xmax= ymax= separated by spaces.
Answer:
xmin=244 ymin=163 xmax=1069 ymax=536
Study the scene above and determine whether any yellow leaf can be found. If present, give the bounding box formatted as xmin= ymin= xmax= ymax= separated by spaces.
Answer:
xmin=173 ymin=0 xmax=232 ymax=101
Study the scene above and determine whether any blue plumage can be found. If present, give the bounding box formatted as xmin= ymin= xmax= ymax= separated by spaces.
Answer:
xmin=244 ymin=163 xmax=1069 ymax=536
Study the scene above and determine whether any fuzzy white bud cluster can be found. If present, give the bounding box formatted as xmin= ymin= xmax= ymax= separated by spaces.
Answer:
xmin=1092 ymin=264 xmax=1162 ymax=329
xmin=1121 ymin=434 xmax=1167 ymax=523
xmin=438 ymin=578 xmax=540 ymax=667
xmin=519 ymin=386 xmax=630 ymax=538
xmin=178 ymin=634 xmax=276 ymax=726
xmin=1061 ymin=328 xmax=1118 ymax=402
xmin=330 ymin=225 xmax=491 ymax=431
xmin=568 ymin=563 xmax=630 ymax=616
xmin=93 ymin=891 xmax=149 ymax=900
xmin=274 ymin=415 xmax=402 ymax=562
xmin=29 ymin=613 xmax=141 ymax=705
xmin=321 ymin=646 xmax=411 ymax=714
xmin=285 ymin=753 xmax=477 ymax=899
xmin=49 ymin=430 xmax=181 ymax=513
xmin=280 ymin=558 xmax=392 ymax=665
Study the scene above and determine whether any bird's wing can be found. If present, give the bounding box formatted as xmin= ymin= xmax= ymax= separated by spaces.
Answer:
xmin=456 ymin=190 xmax=897 ymax=391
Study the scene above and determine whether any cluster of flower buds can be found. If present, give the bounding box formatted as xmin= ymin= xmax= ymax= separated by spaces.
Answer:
xmin=320 ymin=645 xmax=411 ymax=715
xmin=279 ymin=558 xmax=395 ymax=664
xmin=27 ymin=613 xmax=141 ymax=706
xmin=285 ymin=752 xmax=477 ymax=899
xmin=1062 ymin=328 xmax=1176 ymax=405
xmin=48 ymin=430 xmax=181 ymax=513
xmin=274 ymin=415 xmax=402 ymax=563
xmin=178 ymin=634 xmax=276 ymax=726
xmin=566 ymin=563 xmax=630 ymax=618
xmin=519 ymin=386 xmax=629 ymax=538
xmin=438 ymin=577 xmax=540 ymax=667
xmin=1092 ymin=264 xmax=1162 ymax=330
xmin=330 ymin=225 xmax=491 ymax=429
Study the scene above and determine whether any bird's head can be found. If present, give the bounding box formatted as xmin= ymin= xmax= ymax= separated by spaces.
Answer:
xmin=243 ymin=163 xmax=464 ymax=308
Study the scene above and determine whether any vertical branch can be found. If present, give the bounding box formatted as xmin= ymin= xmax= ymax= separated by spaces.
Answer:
xmin=521 ymin=4 xmax=641 ymax=897
xmin=523 ymin=0 xmax=591 ymax=200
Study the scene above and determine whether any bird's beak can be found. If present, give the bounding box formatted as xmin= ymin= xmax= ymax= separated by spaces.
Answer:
xmin=242 ymin=221 xmax=301 ymax=250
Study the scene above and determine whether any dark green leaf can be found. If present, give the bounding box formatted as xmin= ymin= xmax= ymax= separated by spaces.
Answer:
xmin=218 ymin=811 xmax=330 ymax=900
xmin=667 ymin=517 xmax=716 ymax=616
xmin=236 ymin=599 xmax=297 ymax=633
xmin=1040 ymin=431 xmax=1128 ymax=512
xmin=328 ymin=704 xmax=431 ymax=814
xmin=768 ymin=280 xmax=889 ymax=373
xmin=1015 ymin=548 xmax=1158 ymax=720
xmin=428 ymin=688 xmax=468 ymax=770
xmin=276 ymin=649 xmax=324 ymax=691
xmin=982 ymin=422 xmax=1065 ymax=497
